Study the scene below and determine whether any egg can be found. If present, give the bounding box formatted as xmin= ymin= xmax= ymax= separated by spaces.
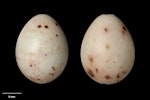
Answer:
xmin=15 ymin=14 xmax=68 ymax=84
xmin=80 ymin=14 xmax=135 ymax=85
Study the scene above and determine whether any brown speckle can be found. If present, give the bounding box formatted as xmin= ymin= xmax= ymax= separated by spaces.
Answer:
xmin=120 ymin=66 xmax=123 ymax=69
xmin=37 ymin=78 xmax=40 ymax=80
xmin=88 ymin=56 xmax=93 ymax=62
xmin=123 ymin=26 xmax=126 ymax=31
xmin=105 ymin=44 xmax=110 ymax=49
xmin=44 ymin=25 xmax=48 ymax=28
xmin=105 ymin=75 xmax=111 ymax=79
xmin=122 ymin=26 xmax=127 ymax=35
xmin=51 ymin=73 xmax=54 ymax=76
xmin=52 ymin=66 xmax=56 ymax=71
xmin=30 ymin=63 xmax=37 ymax=67
xmin=104 ymin=27 xmax=108 ymax=32
xmin=87 ymin=69 xmax=94 ymax=77
xmin=122 ymin=71 xmax=127 ymax=74
xmin=37 ymin=25 xmax=41 ymax=28
xmin=56 ymin=34 xmax=58 ymax=37
xmin=113 ymin=60 xmax=116 ymax=63
xmin=55 ymin=22 xmax=59 ymax=26
xmin=49 ymin=73 xmax=54 ymax=76
xmin=95 ymin=68 xmax=98 ymax=73
xmin=106 ymin=60 xmax=109 ymax=63
xmin=117 ymin=73 xmax=120 ymax=78
xmin=44 ymin=53 xmax=47 ymax=56
xmin=30 ymin=64 xmax=32 ymax=67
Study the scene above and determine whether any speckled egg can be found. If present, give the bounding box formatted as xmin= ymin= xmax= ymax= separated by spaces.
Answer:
xmin=15 ymin=14 xmax=68 ymax=84
xmin=80 ymin=14 xmax=135 ymax=85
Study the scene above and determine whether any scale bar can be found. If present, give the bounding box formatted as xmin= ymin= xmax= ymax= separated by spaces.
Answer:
xmin=2 ymin=92 xmax=22 ymax=94
xmin=8 ymin=95 xmax=16 ymax=98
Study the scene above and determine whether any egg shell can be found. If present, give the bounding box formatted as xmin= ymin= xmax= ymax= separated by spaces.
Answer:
xmin=80 ymin=14 xmax=135 ymax=85
xmin=15 ymin=14 xmax=68 ymax=84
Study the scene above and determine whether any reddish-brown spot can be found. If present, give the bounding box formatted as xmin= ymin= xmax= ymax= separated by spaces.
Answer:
xmin=56 ymin=34 xmax=58 ymax=37
xmin=105 ymin=75 xmax=111 ymax=79
xmin=44 ymin=25 xmax=48 ymax=28
xmin=29 ymin=63 xmax=38 ymax=67
xmin=30 ymin=64 xmax=32 ymax=67
xmin=104 ymin=27 xmax=108 ymax=32
xmin=49 ymin=73 xmax=54 ymax=76
xmin=95 ymin=68 xmax=98 ymax=73
xmin=122 ymin=71 xmax=127 ymax=74
xmin=105 ymin=44 xmax=110 ymax=49
xmin=122 ymin=26 xmax=127 ymax=35
xmin=123 ymin=26 xmax=126 ymax=31
xmin=52 ymin=66 xmax=56 ymax=71
xmin=117 ymin=73 xmax=120 ymax=78
xmin=88 ymin=56 xmax=93 ymax=62
xmin=37 ymin=25 xmax=41 ymax=28
xmin=51 ymin=73 xmax=54 ymax=76
xmin=87 ymin=69 xmax=94 ymax=77
xmin=37 ymin=78 xmax=40 ymax=80
xmin=55 ymin=22 xmax=59 ymax=26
